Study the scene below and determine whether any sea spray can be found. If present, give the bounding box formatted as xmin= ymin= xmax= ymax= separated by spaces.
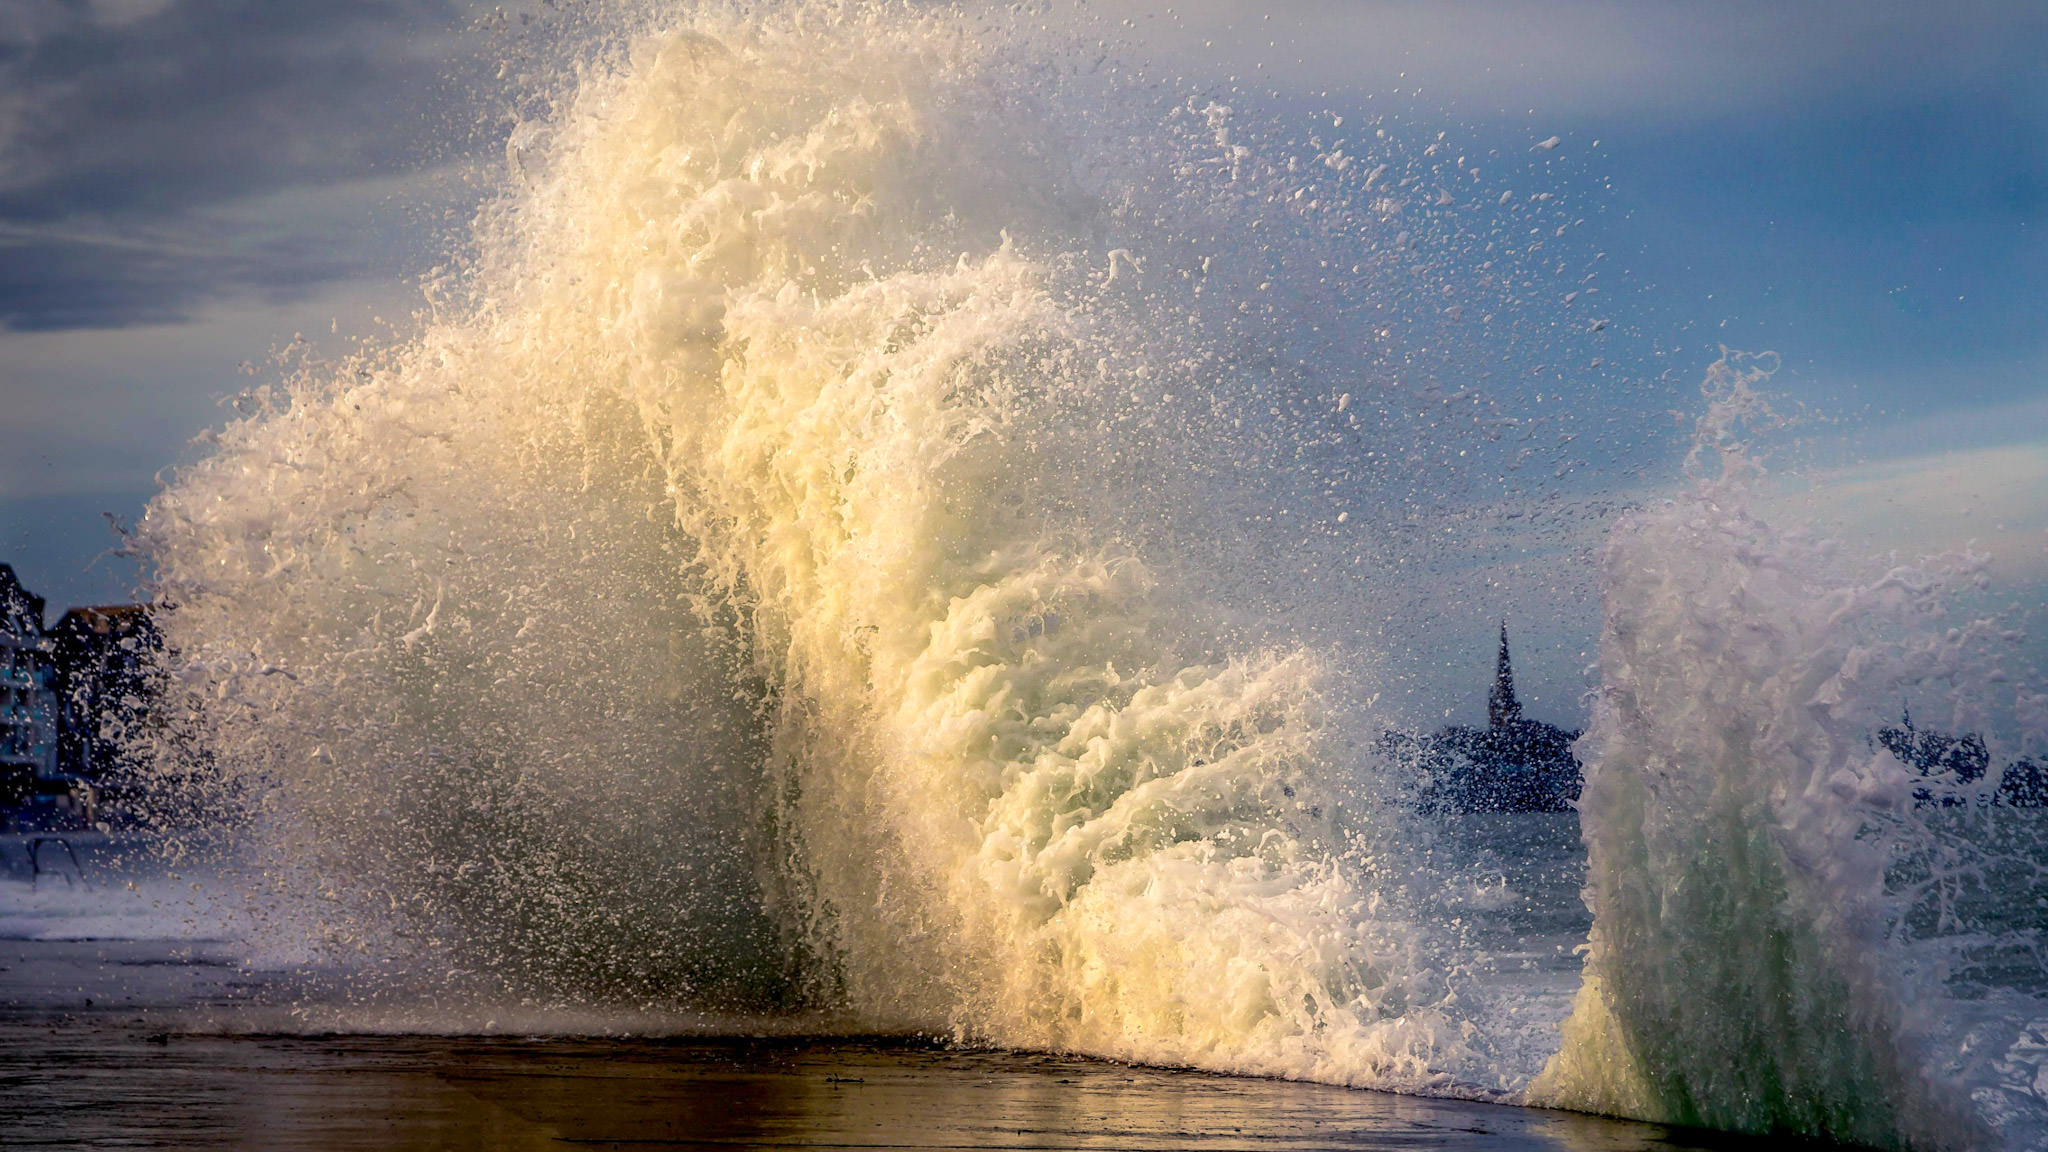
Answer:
xmin=136 ymin=3 xmax=1479 ymax=1087
xmin=122 ymin=0 xmax=2048 ymax=1139
xmin=1531 ymin=355 xmax=2042 ymax=1148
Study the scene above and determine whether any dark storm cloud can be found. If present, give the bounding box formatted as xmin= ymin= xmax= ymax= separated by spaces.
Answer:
xmin=0 ymin=224 xmax=366 ymax=331
xmin=0 ymin=0 xmax=480 ymax=331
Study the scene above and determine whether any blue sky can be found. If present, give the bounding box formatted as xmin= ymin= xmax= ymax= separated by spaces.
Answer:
xmin=1 ymin=0 xmax=2042 ymax=721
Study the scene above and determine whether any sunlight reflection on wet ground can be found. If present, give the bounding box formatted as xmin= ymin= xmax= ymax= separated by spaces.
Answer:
xmin=0 ymin=936 xmax=1827 ymax=1151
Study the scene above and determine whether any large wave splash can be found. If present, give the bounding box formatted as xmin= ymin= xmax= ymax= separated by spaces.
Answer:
xmin=1530 ymin=356 xmax=2046 ymax=1149
xmin=130 ymin=2 xmax=2048 ymax=1143
xmin=139 ymin=4 xmax=1462 ymax=1088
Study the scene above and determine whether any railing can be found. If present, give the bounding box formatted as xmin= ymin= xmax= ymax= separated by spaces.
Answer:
xmin=21 ymin=836 xmax=89 ymax=889
xmin=0 ymin=832 xmax=92 ymax=889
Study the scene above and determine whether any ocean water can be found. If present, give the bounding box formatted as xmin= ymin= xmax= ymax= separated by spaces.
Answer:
xmin=97 ymin=3 xmax=2048 ymax=1149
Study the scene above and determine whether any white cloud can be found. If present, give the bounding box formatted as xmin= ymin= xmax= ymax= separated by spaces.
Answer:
xmin=1769 ymin=440 xmax=2048 ymax=586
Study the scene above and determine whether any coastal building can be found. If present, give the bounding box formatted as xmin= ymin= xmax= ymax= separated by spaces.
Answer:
xmin=0 ymin=565 xmax=60 ymax=815
xmin=0 ymin=563 xmax=161 ymax=828
xmin=1386 ymin=624 xmax=1583 ymax=813
xmin=51 ymin=604 xmax=159 ymax=796
xmin=1878 ymin=708 xmax=2046 ymax=807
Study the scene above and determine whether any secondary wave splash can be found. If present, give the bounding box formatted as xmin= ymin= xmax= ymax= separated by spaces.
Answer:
xmin=139 ymin=3 xmax=1468 ymax=1091
xmin=1531 ymin=358 xmax=2048 ymax=1149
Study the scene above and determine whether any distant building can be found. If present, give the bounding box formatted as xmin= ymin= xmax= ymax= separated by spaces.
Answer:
xmin=51 ymin=604 xmax=160 ymax=800
xmin=1385 ymin=623 xmax=1583 ymax=814
xmin=1877 ymin=708 xmax=2046 ymax=808
xmin=0 ymin=565 xmax=60 ymax=818
xmin=1488 ymin=621 xmax=1523 ymax=729
xmin=1998 ymin=757 xmax=2048 ymax=808
xmin=0 ymin=563 xmax=163 ymax=829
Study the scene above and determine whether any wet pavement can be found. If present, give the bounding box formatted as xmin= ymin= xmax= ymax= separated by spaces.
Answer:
xmin=0 ymin=845 xmax=1832 ymax=1150
xmin=0 ymin=1015 xmax=1815 ymax=1151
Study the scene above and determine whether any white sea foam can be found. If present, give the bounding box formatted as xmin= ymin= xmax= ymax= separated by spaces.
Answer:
xmin=0 ymin=836 xmax=240 ymax=943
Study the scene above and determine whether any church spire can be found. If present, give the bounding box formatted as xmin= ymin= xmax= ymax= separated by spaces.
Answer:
xmin=1489 ymin=620 xmax=1523 ymax=728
